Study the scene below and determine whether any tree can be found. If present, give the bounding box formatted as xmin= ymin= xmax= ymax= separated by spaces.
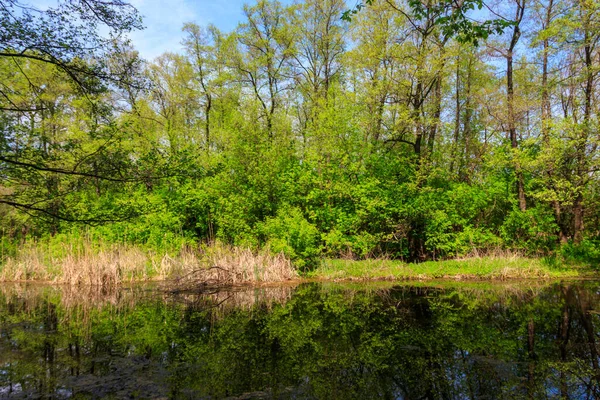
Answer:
xmin=182 ymin=23 xmax=223 ymax=153
xmin=569 ymin=0 xmax=599 ymax=244
xmin=0 ymin=0 xmax=143 ymax=102
xmin=503 ymin=0 xmax=528 ymax=212
xmin=292 ymin=0 xmax=346 ymax=104
xmin=0 ymin=0 xmax=144 ymax=223
xmin=532 ymin=0 xmax=568 ymax=242
xmin=234 ymin=0 xmax=296 ymax=139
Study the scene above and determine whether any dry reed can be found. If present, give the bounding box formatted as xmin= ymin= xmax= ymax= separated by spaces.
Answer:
xmin=173 ymin=243 xmax=297 ymax=289
xmin=0 ymin=242 xmax=151 ymax=285
xmin=454 ymin=247 xmax=526 ymax=261
xmin=0 ymin=240 xmax=297 ymax=287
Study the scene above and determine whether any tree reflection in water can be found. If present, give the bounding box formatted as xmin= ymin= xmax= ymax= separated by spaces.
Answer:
xmin=0 ymin=281 xmax=598 ymax=399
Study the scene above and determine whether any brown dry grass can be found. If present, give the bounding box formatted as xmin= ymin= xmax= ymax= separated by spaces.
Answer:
xmin=0 ymin=240 xmax=297 ymax=287
xmin=0 ymin=245 xmax=52 ymax=282
xmin=0 ymin=242 xmax=151 ymax=285
xmin=173 ymin=243 xmax=297 ymax=289
xmin=60 ymin=246 xmax=149 ymax=286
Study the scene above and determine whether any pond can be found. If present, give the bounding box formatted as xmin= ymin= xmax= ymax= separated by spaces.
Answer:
xmin=0 ymin=280 xmax=599 ymax=399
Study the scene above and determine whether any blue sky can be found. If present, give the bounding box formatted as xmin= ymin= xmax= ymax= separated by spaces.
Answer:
xmin=29 ymin=0 xmax=295 ymax=60
xmin=127 ymin=0 xmax=294 ymax=60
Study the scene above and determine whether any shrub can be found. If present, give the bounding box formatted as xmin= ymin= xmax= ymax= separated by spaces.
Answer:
xmin=259 ymin=207 xmax=321 ymax=271
xmin=500 ymin=206 xmax=558 ymax=253
xmin=559 ymin=239 xmax=600 ymax=268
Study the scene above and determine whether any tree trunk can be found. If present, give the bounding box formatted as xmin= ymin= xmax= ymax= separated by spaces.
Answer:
xmin=413 ymin=81 xmax=423 ymax=161
xmin=451 ymin=55 xmax=461 ymax=175
xmin=507 ymin=1 xmax=527 ymax=212
xmin=540 ymin=0 xmax=567 ymax=243
xmin=573 ymin=32 xmax=593 ymax=244
xmin=205 ymin=93 xmax=212 ymax=153
xmin=463 ymin=57 xmax=474 ymax=181
xmin=426 ymin=72 xmax=443 ymax=158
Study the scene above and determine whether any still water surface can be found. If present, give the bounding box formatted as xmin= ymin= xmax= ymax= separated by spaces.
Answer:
xmin=0 ymin=281 xmax=599 ymax=399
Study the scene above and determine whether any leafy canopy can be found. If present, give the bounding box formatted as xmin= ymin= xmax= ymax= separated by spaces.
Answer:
xmin=342 ymin=0 xmax=513 ymax=45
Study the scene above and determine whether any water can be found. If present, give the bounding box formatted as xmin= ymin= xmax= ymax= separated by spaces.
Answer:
xmin=0 ymin=281 xmax=599 ymax=399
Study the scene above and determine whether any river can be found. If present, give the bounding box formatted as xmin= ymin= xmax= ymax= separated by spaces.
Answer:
xmin=0 ymin=280 xmax=598 ymax=399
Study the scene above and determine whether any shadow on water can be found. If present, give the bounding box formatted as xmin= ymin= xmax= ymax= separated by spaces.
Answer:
xmin=0 ymin=280 xmax=599 ymax=399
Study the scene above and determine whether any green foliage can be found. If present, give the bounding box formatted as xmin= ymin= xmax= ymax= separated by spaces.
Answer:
xmin=259 ymin=207 xmax=321 ymax=270
xmin=500 ymin=207 xmax=558 ymax=253
xmin=342 ymin=0 xmax=514 ymax=46
xmin=559 ymin=240 xmax=600 ymax=269
xmin=2 ymin=0 xmax=600 ymax=271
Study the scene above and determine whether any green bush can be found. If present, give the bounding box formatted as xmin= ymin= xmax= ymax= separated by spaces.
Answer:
xmin=259 ymin=207 xmax=322 ymax=271
xmin=322 ymin=228 xmax=351 ymax=257
xmin=500 ymin=206 xmax=558 ymax=253
xmin=559 ymin=240 xmax=600 ymax=268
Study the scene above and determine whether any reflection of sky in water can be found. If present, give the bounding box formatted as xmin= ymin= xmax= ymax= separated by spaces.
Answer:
xmin=0 ymin=382 xmax=22 ymax=396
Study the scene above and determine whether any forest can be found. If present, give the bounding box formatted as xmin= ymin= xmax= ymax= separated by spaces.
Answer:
xmin=1 ymin=0 xmax=600 ymax=273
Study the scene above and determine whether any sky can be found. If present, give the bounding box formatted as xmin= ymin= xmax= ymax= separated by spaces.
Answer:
xmin=126 ymin=0 xmax=293 ymax=61
xmin=27 ymin=0 xmax=294 ymax=61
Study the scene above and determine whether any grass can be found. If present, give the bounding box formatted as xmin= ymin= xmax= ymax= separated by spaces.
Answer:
xmin=1 ymin=236 xmax=595 ymax=287
xmin=310 ymin=255 xmax=588 ymax=281
xmin=0 ymin=239 xmax=297 ymax=287
xmin=0 ymin=240 xmax=169 ymax=285
xmin=173 ymin=243 xmax=298 ymax=289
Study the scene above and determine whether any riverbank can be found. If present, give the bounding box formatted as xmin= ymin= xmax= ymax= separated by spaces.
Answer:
xmin=0 ymin=241 xmax=297 ymax=286
xmin=309 ymin=256 xmax=591 ymax=281
xmin=0 ymin=239 xmax=594 ymax=285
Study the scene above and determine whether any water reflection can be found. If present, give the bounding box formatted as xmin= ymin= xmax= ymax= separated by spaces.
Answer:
xmin=0 ymin=281 xmax=599 ymax=399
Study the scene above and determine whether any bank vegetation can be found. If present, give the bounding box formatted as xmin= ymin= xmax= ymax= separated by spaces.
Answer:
xmin=1 ymin=0 xmax=600 ymax=285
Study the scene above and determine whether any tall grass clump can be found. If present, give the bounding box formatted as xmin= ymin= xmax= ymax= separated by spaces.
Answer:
xmin=0 ymin=233 xmax=298 ymax=287
xmin=0 ymin=237 xmax=153 ymax=285
xmin=174 ymin=242 xmax=297 ymax=288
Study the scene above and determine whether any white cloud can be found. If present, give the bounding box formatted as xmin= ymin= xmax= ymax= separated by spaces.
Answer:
xmin=127 ymin=0 xmax=204 ymax=60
